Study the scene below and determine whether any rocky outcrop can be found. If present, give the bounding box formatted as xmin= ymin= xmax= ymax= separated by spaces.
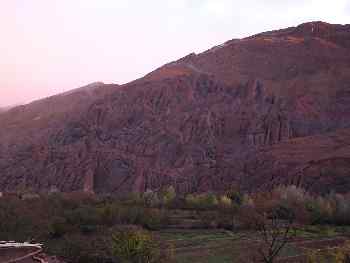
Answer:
xmin=0 ymin=22 xmax=350 ymax=194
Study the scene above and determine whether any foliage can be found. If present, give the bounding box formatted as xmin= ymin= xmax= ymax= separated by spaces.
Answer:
xmin=97 ymin=203 xmax=120 ymax=226
xmin=219 ymin=195 xmax=233 ymax=208
xmin=49 ymin=216 xmax=70 ymax=238
xmin=143 ymin=190 xmax=161 ymax=207
xmin=5 ymin=186 xmax=350 ymax=262
xmin=139 ymin=209 xmax=169 ymax=230
xmin=65 ymin=205 xmax=101 ymax=228
xmin=53 ymin=234 xmax=112 ymax=263
xmin=123 ymin=192 xmax=144 ymax=206
xmin=161 ymin=186 xmax=176 ymax=206
xmin=306 ymin=241 xmax=350 ymax=263
xmin=226 ymin=190 xmax=243 ymax=206
xmin=185 ymin=193 xmax=219 ymax=209
xmin=198 ymin=211 xmax=220 ymax=228
xmin=273 ymin=185 xmax=309 ymax=204
xmin=111 ymin=226 xmax=160 ymax=263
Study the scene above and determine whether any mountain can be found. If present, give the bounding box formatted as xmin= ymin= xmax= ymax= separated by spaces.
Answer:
xmin=0 ymin=104 xmax=20 ymax=113
xmin=0 ymin=21 xmax=350 ymax=194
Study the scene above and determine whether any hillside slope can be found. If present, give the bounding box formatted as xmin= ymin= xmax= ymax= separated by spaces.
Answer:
xmin=0 ymin=21 xmax=349 ymax=194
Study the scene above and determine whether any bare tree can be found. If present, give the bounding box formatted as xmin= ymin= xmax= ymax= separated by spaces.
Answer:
xmin=254 ymin=210 xmax=296 ymax=263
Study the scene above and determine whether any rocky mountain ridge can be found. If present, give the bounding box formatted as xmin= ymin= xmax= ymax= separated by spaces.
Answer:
xmin=0 ymin=21 xmax=349 ymax=194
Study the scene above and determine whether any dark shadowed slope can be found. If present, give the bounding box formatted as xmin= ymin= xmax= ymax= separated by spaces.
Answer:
xmin=0 ymin=22 xmax=350 ymax=194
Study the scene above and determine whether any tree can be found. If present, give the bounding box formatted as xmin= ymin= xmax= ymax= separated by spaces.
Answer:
xmin=254 ymin=209 xmax=296 ymax=263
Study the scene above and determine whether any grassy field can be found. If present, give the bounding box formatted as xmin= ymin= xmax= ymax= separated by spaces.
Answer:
xmin=155 ymin=225 xmax=350 ymax=263
xmin=159 ymin=230 xmax=241 ymax=263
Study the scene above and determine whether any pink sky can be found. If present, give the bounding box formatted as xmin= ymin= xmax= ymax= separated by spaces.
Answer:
xmin=1 ymin=0 xmax=349 ymax=107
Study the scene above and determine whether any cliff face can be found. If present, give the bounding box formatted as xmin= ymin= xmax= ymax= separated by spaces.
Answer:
xmin=1 ymin=22 xmax=350 ymax=194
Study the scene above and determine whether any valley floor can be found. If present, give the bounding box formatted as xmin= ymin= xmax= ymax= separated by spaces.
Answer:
xmin=157 ymin=226 xmax=350 ymax=263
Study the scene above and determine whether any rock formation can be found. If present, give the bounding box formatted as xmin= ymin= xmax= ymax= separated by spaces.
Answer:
xmin=0 ymin=22 xmax=350 ymax=194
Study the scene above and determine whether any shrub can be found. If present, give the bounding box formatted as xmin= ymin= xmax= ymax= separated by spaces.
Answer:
xmin=332 ymin=194 xmax=350 ymax=225
xmin=161 ymin=186 xmax=176 ymax=206
xmin=143 ymin=190 xmax=161 ymax=207
xmin=236 ymin=204 xmax=261 ymax=230
xmin=139 ymin=209 xmax=169 ymax=230
xmin=219 ymin=195 xmax=232 ymax=208
xmin=274 ymin=202 xmax=295 ymax=221
xmin=111 ymin=226 xmax=160 ymax=263
xmin=124 ymin=192 xmax=144 ymax=206
xmin=55 ymin=234 xmax=112 ymax=263
xmin=198 ymin=211 xmax=220 ymax=228
xmin=274 ymin=185 xmax=309 ymax=204
xmin=0 ymin=198 xmax=19 ymax=239
xmin=306 ymin=196 xmax=335 ymax=224
xmin=97 ymin=204 xmax=120 ymax=226
xmin=49 ymin=216 xmax=70 ymax=238
xmin=185 ymin=193 xmax=218 ymax=209
xmin=242 ymin=193 xmax=255 ymax=207
xmin=119 ymin=206 xmax=143 ymax=225
xmin=306 ymin=241 xmax=350 ymax=263
xmin=205 ymin=193 xmax=219 ymax=207
xmin=185 ymin=194 xmax=197 ymax=207
xmin=226 ymin=190 xmax=243 ymax=206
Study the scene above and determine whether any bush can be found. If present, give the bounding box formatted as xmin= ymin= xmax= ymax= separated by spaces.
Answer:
xmin=49 ymin=216 xmax=70 ymax=238
xmin=65 ymin=206 xmax=101 ymax=227
xmin=161 ymin=186 xmax=176 ymax=206
xmin=55 ymin=234 xmax=112 ymax=263
xmin=97 ymin=204 xmax=120 ymax=226
xmin=332 ymin=194 xmax=350 ymax=225
xmin=274 ymin=185 xmax=309 ymax=204
xmin=123 ymin=192 xmax=144 ymax=206
xmin=236 ymin=204 xmax=263 ymax=230
xmin=119 ymin=206 xmax=143 ymax=225
xmin=219 ymin=195 xmax=232 ymax=209
xmin=185 ymin=193 xmax=218 ymax=209
xmin=226 ymin=190 xmax=243 ymax=206
xmin=139 ymin=209 xmax=169 ymax=230
xmin=306 ymin=196 xmax=335 ymax=224
xmin=143 ymin=190 xmax=160 ymax=207
xmin=198 ymin=211 xmax=220 ymax=228
xmin=306 ymin=241 xmax=350 ymax=262
xmin=0 ymin=198 xmax=20 ymax=239
xmin=242 ymin=194 xmax=255 ymax=207
xmin=273 ymin=202 xmax=296 ymax=221
xmin=111 ymin=226 xmax=160 ymax=263
xmin=205 ymin=193 xmax=219 ymax=207
xmin=185 ymin=194 xmax=196 ymax=207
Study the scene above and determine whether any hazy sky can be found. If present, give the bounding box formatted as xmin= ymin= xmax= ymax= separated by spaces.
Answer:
xmin=0 ymin=0 xmax=349 ymax=106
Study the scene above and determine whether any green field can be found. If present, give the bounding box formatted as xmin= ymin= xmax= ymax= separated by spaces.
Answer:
xmin=156 ymin=226 xmax=350 ymax=263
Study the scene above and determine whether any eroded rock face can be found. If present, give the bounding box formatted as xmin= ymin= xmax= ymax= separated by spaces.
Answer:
xmin=0 ymin=22 xmax=350 ymax=194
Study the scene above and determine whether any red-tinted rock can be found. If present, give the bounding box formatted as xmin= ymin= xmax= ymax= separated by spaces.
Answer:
xmin=0 ymin=22 xmax=350 ymax=194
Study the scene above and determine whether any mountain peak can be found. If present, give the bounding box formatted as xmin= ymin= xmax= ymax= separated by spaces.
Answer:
xmin=295 ymin=21 xmax=335 ymax=36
